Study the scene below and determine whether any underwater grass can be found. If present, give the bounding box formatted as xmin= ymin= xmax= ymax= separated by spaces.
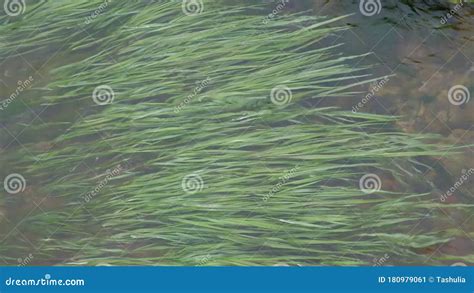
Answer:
xmin=0 ymin=1 xmax=472 ymax=265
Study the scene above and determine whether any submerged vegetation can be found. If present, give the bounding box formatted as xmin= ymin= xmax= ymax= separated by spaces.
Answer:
xmin=0 ymin=1 xmax=472 ymax=265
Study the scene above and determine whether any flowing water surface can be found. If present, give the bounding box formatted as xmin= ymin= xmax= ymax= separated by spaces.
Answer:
xmin=0 ymin=0 xmax=472 ymax=265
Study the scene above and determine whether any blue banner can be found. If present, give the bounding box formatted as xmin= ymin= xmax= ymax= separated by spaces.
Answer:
xmin=0 ymin=267 xmax=474 ymax=293
xmin=0 ymin=266 xmax=472 ymax=292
